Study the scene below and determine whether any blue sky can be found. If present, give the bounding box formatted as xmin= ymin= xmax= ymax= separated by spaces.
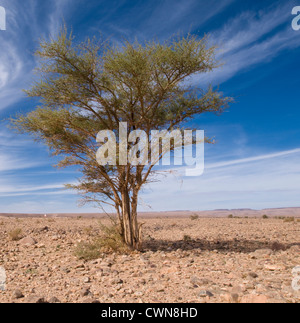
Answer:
xmin=0 ymin=0 xmax=300 ymax=213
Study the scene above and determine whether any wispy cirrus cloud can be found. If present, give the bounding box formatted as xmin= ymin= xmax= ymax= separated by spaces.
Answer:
xmin=125 ymin=0 xmax=236 ymax=39
xmin=1 ymin=0 xmax=300 ymax=213
xmin=193 ymin=2 xmax=300 ymax=85
xmin=0 ymin=0 xmax=75 ymax=111
xmin=0 ymin=182 xmax=66 ymax=195
xmin=207 ymin=148 xmax=300 ymax=169
xmin=143 ymin=148 xmax=300 ymax=211
xmin=0 ymin=1 xmax=297 ymax=110
xmin=0 ymin=127 xmax=47 ymax=171
xmin=0 ymin=153 xmax=43 ymax=172
xmin=2 ymin=147 xmax=300 ymax=212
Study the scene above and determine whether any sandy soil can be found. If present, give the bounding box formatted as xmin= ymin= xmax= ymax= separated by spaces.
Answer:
xmin=0 ymin=216 xmax=299 ymax=303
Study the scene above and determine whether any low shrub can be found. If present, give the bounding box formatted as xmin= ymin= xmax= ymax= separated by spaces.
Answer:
xmin=183 ymin=235 xmax=192 ymax=242
xmin=284 ymin=217 xmax=295 ymax=223
xmin=8 ymin=228 xmax=23 ymax=241
xmin=74 ymin=222 xmax=129 ymax=260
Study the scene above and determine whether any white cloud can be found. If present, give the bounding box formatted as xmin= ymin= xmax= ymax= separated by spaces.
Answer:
xmin=207 ymin=148 xmax=300 ymax=169
xmin=0 ymin=153 xmax=42 ymax=172
xmin=140 ymin=0 xmax=235 ymax=37
xmin=0 ymin=0 xmax=76 ymax=111
xmin=0 ymin=182 xmax=65 ymax=195
xmin=0 ymin=127 xmax=49 ymax=171
xmin=0 ymin=1 xmax=299 ymax=213
xmin=192 ymin=3 xmax=300 ymax=85
xmin=142 ymin=148 xmax=300 ymax=211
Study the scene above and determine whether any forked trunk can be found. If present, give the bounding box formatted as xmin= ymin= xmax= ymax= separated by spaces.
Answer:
xmin=121 ymin=190 xmax=141 ymax=250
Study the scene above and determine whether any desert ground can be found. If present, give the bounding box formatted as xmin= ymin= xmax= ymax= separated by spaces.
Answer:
xmin=0 ymin=215 xmax=299 ymax=303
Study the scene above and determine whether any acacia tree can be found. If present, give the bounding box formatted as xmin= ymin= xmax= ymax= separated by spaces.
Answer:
xmin=12 ymin=30 xmax=231 ymax=250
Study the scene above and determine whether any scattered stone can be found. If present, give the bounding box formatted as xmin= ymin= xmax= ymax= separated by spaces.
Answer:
xmin=80 ymin=288 xmax=91 ymax=297
xmin=199 ymin=290 xmax=214 ymax=298
xmin=83 ymin=277 xmax=91 ymax=283
xmin=13 ymin=290 xmax=24 ymax=299
xmin=231 ymin=293 xmax=240 ymax=303
xmin=39 ymin=226 xmax=49 ymax=233
xmin=49 ymin=297 xmax=61 ymax=303
xmin=134 ymin=292 xmax=144 ymax=297
xmin=289 ymin=245 xmax=300 ymax=252
xmin=264 ymin=264 xmax=285 ymax=271
xmin=0 ymin=217 xmax=299 ymax=303
xmin=111 ymin=278 xmax=123 ymax=285
xmin=24 ymin=296 xmax=47 ymax=303
xmin=61 ymin=267 xmax=71 ymax=274
xmin=240 ymin=294 xmax=269 ymax=304
xmin=83 ymin=298 xmax=100 ymax=304
xmin=20 ymin=237 xmax=37 ymax=246
xmin=248 ymin=272 xmax=258 ymax=279
xmin=252 ymin=249 xmax=273 ymax=257
xmin=190 ymin=277 xmax=211 ymax=286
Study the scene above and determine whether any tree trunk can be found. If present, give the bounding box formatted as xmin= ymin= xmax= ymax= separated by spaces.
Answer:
xmin=121 ymin=189 xmax=141 ymax=250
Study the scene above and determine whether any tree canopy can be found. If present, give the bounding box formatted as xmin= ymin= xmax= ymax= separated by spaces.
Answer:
xmin=11 ymin=29 xmax=232 ymax=249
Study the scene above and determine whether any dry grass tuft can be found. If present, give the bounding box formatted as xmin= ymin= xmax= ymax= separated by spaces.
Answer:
xmin=8 ymin=228 xmax=23 ymax=241
xmin=284 ymin=217 xmax=295 ymax=223
xmin=74 ymin=222 xmax=129 ymax=260
xmin=183 ymin=235 xmax=192 ymax=242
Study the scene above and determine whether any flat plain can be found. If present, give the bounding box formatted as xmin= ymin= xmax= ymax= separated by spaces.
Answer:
xmin=0 ymin=215 xmax=299 ymax=303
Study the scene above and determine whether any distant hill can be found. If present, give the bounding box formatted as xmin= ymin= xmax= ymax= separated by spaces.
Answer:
xmin=0 ymin=207 xmax=300 ymax=219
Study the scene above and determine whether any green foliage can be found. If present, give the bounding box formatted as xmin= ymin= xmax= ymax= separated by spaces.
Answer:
xmin=10 ymin=28 xmax=232 ymax=249
xmin=11 ymin=29 xmax=231 ymax=189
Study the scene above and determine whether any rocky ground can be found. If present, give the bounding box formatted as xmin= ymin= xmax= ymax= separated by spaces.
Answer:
xmin=0 ymin=216 xmax=299 ymax=303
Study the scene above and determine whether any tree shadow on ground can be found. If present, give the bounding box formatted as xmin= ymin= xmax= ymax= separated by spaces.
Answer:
xmin=143 ymin=239 xmax=300 ymax=254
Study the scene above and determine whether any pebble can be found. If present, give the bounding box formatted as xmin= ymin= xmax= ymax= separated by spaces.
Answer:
xmin=13 ymin=290 xmax=24 ymax=299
